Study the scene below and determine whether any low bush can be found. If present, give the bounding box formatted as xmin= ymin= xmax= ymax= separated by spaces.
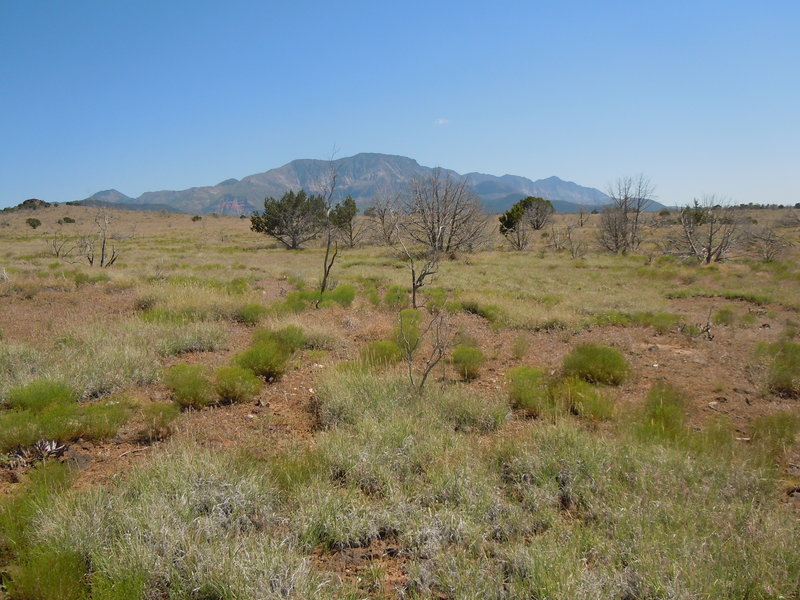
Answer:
xmin=139 ymin=402 xmax=181 ymax=442
xmin=396 ymin=308 xmax=422 ymax=350
xmin=325 ymin=284 xmax=356 ymax=307
xmin=451 ymin=344 xmax=486 ymax=381
xmin=636 ymin=383 xmax=687 ymax=443
xmin=757 ymin=339 xmax=800 ymax=397
xmin=550 ymin=377 xmax=614 ymax=421
xmin=214 ymin=366 xmax=262 ymax=404
xmin=562 ymin=344 xmax=629 ymax=385
xmin=460 ymin=300 xmax=504 ymax=324
xmin=359 ymin=340 xmax=403 ymax=367
xmin=164 ymin=363 xmax=214 ymax=409
xmin=0 ymin=400 xmax=130 ymax=452
xmin=235 ymin=303 xmax=269 ymax=325
xmin=750 ymin=411 xmax=800 ymax=460
xmin=263 ymin=324 xmax=307 ymax=352
xmin=234 ymin=339 xmax=290 ymax=380
xmin=505 ymin=366 xmax=552 ymax=416
xmin=712 ymin=306 xmax=736 ymax=326
xmin=7 ymin=379 xmax=76 ymax=412
xmin=384 ymin=285 xmax=407 ymax=309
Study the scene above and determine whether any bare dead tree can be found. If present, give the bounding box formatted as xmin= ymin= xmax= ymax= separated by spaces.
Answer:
xmin=46 ymin=229 xmax=75 ymax=259
xmin=396 ymin=226 xmax=440 ymax=309
xmin=747 ymin=226 xmax=794 ymax=261
xmin=397 ymin=309 xmax=450 ymax=394
xmin=79 ymin=209 xmax=119 ymax=267
xmin=404 ymin=169 xmax=488 ymax=255
xmin=364 ymin=192 xmax=402 ymax=246
xmin=316 ymin=156 xmax=339 ymax=305
xmin=598 ymin=174 xmax=655 ymax=253
xmin=675 ymin=196 xmax=740 ymax=263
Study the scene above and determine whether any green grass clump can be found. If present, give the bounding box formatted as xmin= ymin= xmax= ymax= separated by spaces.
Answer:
xmin=451 ymin=344 xmax=486 ymax=381
xmin=384 ymin=285 xmax=407 ymax=309
xmin=164 ymin=363 xmax=213 ymax=409
xmin=636 ymin=383 xmax=688 ymax=443
xmin=506 ymin=366 xmax=552 ymax=416
xmin=396 ymin=308 xmax=422 ymax=349
xmin=562 ymin=344 xmax=629 ymax=385
xmin=460 ymin=300 xmax=504 ymax=324
xmin=511 ymin=335 xmax=529 ymax=359
xmin=550 ymin=377 xmax=614 ymax=421
xmin=0 ymin=400 xmax=130 ymax=452
xmin=214 ymin=366 xmax=262 ymax=404
xmin=235 ymin=303 xmax=269 ymax=325
xmin=324 ymin=283 xmax=356 ymax=307
xmin=234 ymin=338 xmax=291 ymax=380
xmin=750 ymin=411 xmax=800 ymax=461
xmin=138 ymin=402 xmax=181 ymax=442
xmin=712 ymin=306 xmax=736 ymax=326
xmin=757 ymin=339 xmax=800 ymax=397
xmin=266 ymin=324 xmax=308 ymax=352
xmin=7 ymin=379 xmax=76 ymax=412
xmin=359 ymin=340 xmax=403 ymax=368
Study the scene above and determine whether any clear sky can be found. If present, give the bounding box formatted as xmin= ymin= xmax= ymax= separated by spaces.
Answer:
xmin=1 ymin=0 xmax=798 ymax=208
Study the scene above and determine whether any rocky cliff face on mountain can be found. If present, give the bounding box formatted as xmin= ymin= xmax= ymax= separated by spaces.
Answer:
xmin=78 ymin=153 xmax=619 ymax=216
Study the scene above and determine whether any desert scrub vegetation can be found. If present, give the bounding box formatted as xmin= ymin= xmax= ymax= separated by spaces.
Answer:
xmin=562 ymin=343 xmax=629 ymax=385
xmin=0 ymin=380 xmax=130 ymax=453
xmin=0 ymin=319 xmax=226 ymax=402
xmin=214 ymin=365 xmax=262 ymax=404
xmin=755 ymin=337 xmax=800 ymax=397
xmin=505 ymin=367 xmax=614 ymax=421
xmin=9 ymin=371 xmax=791 ymax=598
xmin=451 ymin=343 xmax=486 ymax=380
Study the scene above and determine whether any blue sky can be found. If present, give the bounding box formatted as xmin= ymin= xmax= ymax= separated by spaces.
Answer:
xmin=1 ymin=0 xmax=798 ymax=208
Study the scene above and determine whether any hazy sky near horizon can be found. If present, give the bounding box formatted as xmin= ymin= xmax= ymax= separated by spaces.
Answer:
xmin=1 ymin=1 xmax=798 ymax=208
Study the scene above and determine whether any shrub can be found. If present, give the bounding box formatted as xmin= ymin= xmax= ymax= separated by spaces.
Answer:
xmin=7 ymin=379 xmax=76 ymax=412
xmin=511 ymin=335 xmax=529 ymax=360
xmin=61 ymin=216 xmax=75 ymax=224
xmin=551 ymin=377 xmax=614 ymax=421
xmin=460 ymin=300 xmax=504 ymax=324
xmin=139 ymin=402 xmax=181 ymax=442
xmin=214 ymin=366 xmax=262 ymax=404
xmin=359 ymin=340 xmax=403 ymax=367
xmin=384 ymin=285 xmax=407 ymax=309
xmin=164 ymin=363 xmax=214 ymax=409
xmin=191 ymin=215 xmax=202 ymax=222
xmin=133 ymin=295 xmax=157 ymax=312
xmin=562 ymin=344 xmax=629 ymax=385
xmin=268 ymin=325 xmax=307 ymax=352
xmin=712 ymin=306 xmax=736 ymax=326
xmin=235 ymin=339 xmax=290 ymax=380
xmin=506 ymin=366 xmax=551 ymax=416
xmin=25 ymin=218 xmax=41 ymax=229
xmin=396 ymin=309 xmax=422 ymax=350
xmin=235 ymin=303 xmax=268 ymax=325
xmin=751 ymin=411 xmax=800 ymax=460
xmin=326 ymin=284 xmax=356 ymax=307
xmin=451 ymin=345 xmax=486 ymax=381
xmin=757 ymin=340 xmax=800 ymax=397
xmin=637 ymin=383 xmax=687 ymax=443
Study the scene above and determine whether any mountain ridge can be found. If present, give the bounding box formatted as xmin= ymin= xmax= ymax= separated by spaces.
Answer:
xmin=77 ymin=153 xmax=649 ymax=216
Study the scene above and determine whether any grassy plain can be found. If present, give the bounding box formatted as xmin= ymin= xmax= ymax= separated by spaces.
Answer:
xmin=0 ymin=204 xmax=799 ymax=599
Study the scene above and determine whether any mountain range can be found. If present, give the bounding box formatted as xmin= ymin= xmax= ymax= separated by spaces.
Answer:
xmin=76 ymin=153 xmax=665 ymax=216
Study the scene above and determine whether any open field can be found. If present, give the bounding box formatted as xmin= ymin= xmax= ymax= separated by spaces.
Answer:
xmin=0 ymin=204 xmax=799 ymax=599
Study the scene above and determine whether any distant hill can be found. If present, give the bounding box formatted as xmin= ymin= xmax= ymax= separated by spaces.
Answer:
xmin=69 ymin=197 xmax=181 ymax=213
xmin=78 ymin=153 xmax=664 ymax=216
xmin=2 ymin=198 xmax=53 ymax=212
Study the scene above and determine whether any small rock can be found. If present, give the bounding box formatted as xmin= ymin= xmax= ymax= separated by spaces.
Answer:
xmin=63 ymin=448 xmax=93 ymax=471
